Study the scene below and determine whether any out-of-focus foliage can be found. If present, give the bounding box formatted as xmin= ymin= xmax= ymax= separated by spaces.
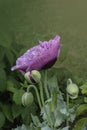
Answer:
xmin=0 ymin=42 xmax=37 ymax=130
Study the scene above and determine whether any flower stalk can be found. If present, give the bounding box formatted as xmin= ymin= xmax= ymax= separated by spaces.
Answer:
xmin=66 ymin=78 xmax=71 ymax=127
xmin=27 ymin=85 xmax=42 ymax=109
xmin=66 ymin=93 xmax=69 ymax=127
xmin=39 ymin=81 xmax=53 ymax=128
xmin=44 ymin=70 xmax=50 ymax=99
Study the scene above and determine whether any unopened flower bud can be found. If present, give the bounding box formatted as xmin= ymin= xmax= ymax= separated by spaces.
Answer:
xmin=24 ymin=70 xmax=41 ymax=83
xmin=66 ymin=79 xmax=79 ymax=99
xmin=22 ymin=92 xmax=34 ymax=106
xmin=24 ymin=72 xmax=31 ymax=83
xmin=32 ymin=70 xmax=41 ymax=83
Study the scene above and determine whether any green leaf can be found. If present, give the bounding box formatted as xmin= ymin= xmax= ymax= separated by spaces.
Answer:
xmin=21 ymin=104 xmax=37 ymax=125
xmin=73 ymin=118 xmax=87 ymax=130
xmin=7 ymin=76 xmax=22 ymax=89
xmin=0 ymin=68 xmax=7 ymax=92
xmin=41 ymin=125 xmax=51 ymax=130
xmin=80 ymin=82 xmax=87 ymax=94
xmin=74 ymin=76 xmax=84 ymax=86
xmin=62 ymin=126 xmax=69 ymax=130
xmin=12 ymin=124 xmax=30 ymax=130
xmin=47 ymin=76 xmax=58 ymax=112
xmin=47 ymin=75 xmax=58 ymax=93
xmin=0 ymin=112 xmax=5 ymax=128
xmin=50 ymin=90 xmax=57 ymax=112
xmin=54 ymin=111 xmax=64 ymax=127
xmin=69 ymin=108 xmax=76 ymax=122
xmin=31 ymin=114 xmax=41 ymax=127
xmin=80 ymin=82 xmax=87 ymax=89
xmin=82 ymin=121 xmax=87 ymax=130
xmin=82 ymin=89 xmax=87 ymax=94
xmin=76 ymin=104 xmax=87 ymax=115
xmin=54 ymin=93 xmax=69 ymax=127
xmin=7 ymin=80 xmax=17 ymax=93
xmin=2 ymin=104 xmax=13 ymax=122
xmin=84 ymin=97 xmax=87 ymax=103
xmin=13 ymin=89 xmax=25 ymax=105
xmin=12 ymin=104 xmax=23 ymax=119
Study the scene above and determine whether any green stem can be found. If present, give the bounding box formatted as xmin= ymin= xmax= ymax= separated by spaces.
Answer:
xmin=39 ymin=81 xmax=53 ymax=128
xmin=44 ymin=70 xmax=50 ymax=99
xmin=7 ymin=85 xmax=17 ymax=93
xmin=39 ymin=82 xmax=45 ymax=107
xmin=27 ymin=85 xmax=42 ymax=109
xmin=66 ymin=93 xmax=69 ymax=127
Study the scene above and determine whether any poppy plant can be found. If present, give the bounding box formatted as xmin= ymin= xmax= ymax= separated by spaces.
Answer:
xmin=11 ymin=35 xmax=61 ymax=74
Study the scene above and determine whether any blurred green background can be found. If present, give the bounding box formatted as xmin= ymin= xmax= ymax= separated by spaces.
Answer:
xmin=0 ymin=0 xmax=87 ymax=78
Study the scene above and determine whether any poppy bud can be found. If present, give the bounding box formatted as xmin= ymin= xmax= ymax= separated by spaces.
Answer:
xmin=66 ymin=79 xmax=79 ymax=99
xmin=24 ymin=70 xmax=41 ymax=83
xmin=24 ymin=72 xmax=31 ymax=83
xmin=22 ymin=92 xmax=34 ymax=106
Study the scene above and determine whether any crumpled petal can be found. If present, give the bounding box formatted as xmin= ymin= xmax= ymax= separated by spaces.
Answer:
xmin=11 ymin=35 xmax=61 ymax=73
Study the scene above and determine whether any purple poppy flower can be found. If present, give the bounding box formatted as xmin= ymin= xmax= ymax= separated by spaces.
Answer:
xmin=11 ymin=35 xmax=61 ymax=74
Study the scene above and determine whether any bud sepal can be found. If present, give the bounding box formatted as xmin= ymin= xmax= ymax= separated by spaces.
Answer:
xmin=22 ymin=92 xmax=34 ymax=106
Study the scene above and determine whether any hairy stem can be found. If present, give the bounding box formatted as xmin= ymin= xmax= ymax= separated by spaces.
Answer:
xmin=27 ymin=85 xmax=42 ymax=109
xmin=66 ymin=94 xmax=69 ymax=127
xmin=39 ymin=81 xmax=53 ymax=128
xmin=44 ymin=70 xmax=50 ymax=99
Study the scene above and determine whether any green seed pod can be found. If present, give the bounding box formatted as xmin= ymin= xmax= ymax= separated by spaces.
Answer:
xmin=66 ymin=79 xmax=79 ymax=99
xmin=22 ymin=92 xmax=34 ymax=106
xmin=24 ymin=70 xmax=41 ymax=83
